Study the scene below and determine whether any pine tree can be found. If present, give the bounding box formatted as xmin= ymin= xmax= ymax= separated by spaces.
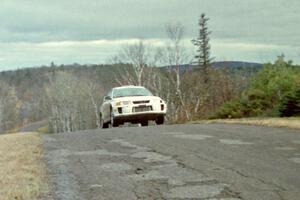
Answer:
xmin=192 ymin=13 xmax=212 ymax=83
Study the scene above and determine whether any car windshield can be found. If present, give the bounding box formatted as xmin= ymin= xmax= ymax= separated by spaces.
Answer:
xmin=113 ymin=87 xmax=153 ymax=98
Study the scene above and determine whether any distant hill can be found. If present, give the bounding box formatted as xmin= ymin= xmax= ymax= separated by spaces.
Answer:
xmin=160 ymin=61 xmax=263 ymax=72
xmin=159 ymin=61 xmax=263 ymax=78
xmin=212 ymin=61 xmax=263 ymax=69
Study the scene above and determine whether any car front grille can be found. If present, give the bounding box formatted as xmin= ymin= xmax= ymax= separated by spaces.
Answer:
xmin=133 ymin=100 xmax=150 ymax=104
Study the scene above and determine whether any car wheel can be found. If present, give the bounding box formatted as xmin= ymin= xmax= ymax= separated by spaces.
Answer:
xmin=110 ymin=112 xmax=119 ymax=127
xmin=100 ymin=113 xmax=108 ymax=129
xmin=141 ymin=120 xmax=148 ymax=126
xmin=156 ymin=116 xmax=164 ymax=125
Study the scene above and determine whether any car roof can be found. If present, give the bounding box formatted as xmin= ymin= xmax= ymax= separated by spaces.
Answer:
xmin=113 ymin=85 xmax=145 ymax=90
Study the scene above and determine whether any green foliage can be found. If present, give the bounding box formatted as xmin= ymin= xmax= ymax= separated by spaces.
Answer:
xmin=214 ymin=90 xmax=270 ymax=119
xmin=252 ymin=57 xmax=297 ymax=103
xmin=214 ymin=100 xmax=244 ymax=119
xmin=214 ymin=55 xmax=300 ymax=119
xmin=278 ymin=88 xmax=300 ymax=117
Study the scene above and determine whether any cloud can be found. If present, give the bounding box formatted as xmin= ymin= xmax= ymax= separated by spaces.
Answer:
xmin=0 ymin=0 xmax=299 ymax=69
xmin=210 ymin=40 xmax=300 ymax=63
xmin=0 ymin=38 xmax=299 ymax=72
xmin=212 ymin=40 xmax=282 ymax=50
xmin=38 ymin=39 xmax=165 ymax=48
xmin=0 ymin=38 xmax=166 ymax=70
xmin=1 ymin=0 xmax=299 ymax=45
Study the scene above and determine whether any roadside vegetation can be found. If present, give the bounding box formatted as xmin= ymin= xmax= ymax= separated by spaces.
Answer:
xmin=0 ymin=133 xmax=49 ymax=200
xmin=214 ymin=55 xmax=300 ymax=119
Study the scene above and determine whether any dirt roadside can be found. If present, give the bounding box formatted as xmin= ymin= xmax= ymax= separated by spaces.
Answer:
xmin=0 ymin=132 xmax=49 ymax=200
xmin=191 ymin=117 xmax=300 ymax=130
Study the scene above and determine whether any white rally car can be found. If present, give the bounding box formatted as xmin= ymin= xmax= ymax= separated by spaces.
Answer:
xmin=100 ymin=85 xmax=167 ymax=128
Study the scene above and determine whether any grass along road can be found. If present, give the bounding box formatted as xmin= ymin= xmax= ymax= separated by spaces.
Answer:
xmin=0 ymin=132 xmax=49 ymax=200
xmin=192 ymin=117 xmax=300 ymax=130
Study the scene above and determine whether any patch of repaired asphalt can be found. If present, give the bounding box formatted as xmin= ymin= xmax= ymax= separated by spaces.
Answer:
xmin=110 ymin=138 xmax=237 ymax=199
xmin=129 ymin=163 xmax=212 ymax=185
xmin=45 ymin=134 xmax=244 ymax=200
xmin=45 ymin=148 xmax=127 ymax=200
xmin=173 ymin=134 xmax=213 ymax=140
xmin=131 ymin=151 xmax=173 ymax=163
xmin=163 ymin=184 xmax=226 ymax=199
xmin=164 ymin=166 xmax=211 ymax=184
xmin=209 ymin=198 xmax=241 ymax=200
xmin=129 ymin=170 xmax=168 ymax=181
xmin=98 ymin=162 xmax=132 ymax=172
xmin=111 ymin=139 xmax=141 ymax=148
xmin=219 ymin=139 xmax=253 ymax=145
xmin=292 ymin=140 xmax=300 ymax=144
xmin=275 ymin=147 xmax=296 ymax=151
xmin=110 ymin=138 xmax=151 ymax=151
xmin=123 ymin=139 xmax=222 ymax=198
xmin=51 ymin=149 xmax=127 ymax=157
xmin=89 ymin=184 xmax=103 ymax=188
xmin=72 ymin=149 xmax=126 ymax=157
xmin=289 ymin=157 xmax=300 ymax=164
xmin=46 ymin=149 xmax=83 ymax=200
xmin=111 ymin=138 xmax=178 ymax=165
xmin=161 ymin=131 xmax=185 ymax=135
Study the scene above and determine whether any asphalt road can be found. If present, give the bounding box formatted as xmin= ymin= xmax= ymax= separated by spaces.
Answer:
xmin=43 ymin=124 xmax=300 ymax=200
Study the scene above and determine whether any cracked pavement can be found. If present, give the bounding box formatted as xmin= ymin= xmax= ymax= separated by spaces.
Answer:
xmin=43 ymin=124 xmax=300 ymax=200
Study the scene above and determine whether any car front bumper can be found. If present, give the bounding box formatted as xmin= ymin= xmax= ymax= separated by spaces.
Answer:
xmin=113 ymin=112 xmax=165 ymax=123
xmin=112 ymin=103 xmax=166 ymax=123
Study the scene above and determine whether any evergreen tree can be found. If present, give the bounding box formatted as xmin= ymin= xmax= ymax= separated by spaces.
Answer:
xmin=278 ymin=88 xmax=300 ymax=117
xmin=192 ymin=13 xmax=212 ymax=83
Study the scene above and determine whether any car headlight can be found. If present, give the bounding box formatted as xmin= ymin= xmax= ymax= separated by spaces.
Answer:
xmin=158 ymin=99 xmax=165 ymax=104
xmin=115 ymin=101 xmax=130 ymax=106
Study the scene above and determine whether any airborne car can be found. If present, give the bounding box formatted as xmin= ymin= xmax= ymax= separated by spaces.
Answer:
xmin=100 ymin=86 xmax=167 ymax=128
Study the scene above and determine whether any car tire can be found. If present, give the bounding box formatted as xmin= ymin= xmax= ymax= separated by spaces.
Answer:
xmin=110 ymin=112 xmax=119 ymax=127
xmin=100 ymin=114 xmax=108 ymax=129
xmin=141 ymin=120 xmax=148 ymax=126
xmin=156 ymin=115 xmax=164 ymax=125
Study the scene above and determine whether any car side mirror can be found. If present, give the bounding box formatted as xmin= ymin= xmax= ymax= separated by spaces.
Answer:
xmin=104 ymin=96 xmax=112 ymax=101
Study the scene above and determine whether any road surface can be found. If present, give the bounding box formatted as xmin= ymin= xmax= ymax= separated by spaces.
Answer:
xmin=20 ymin=120 xmax=47 ymax=132
xmin=43 ymin=124 xmax=300 ymax=200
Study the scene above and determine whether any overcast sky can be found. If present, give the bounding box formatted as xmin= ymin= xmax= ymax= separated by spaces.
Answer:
xmin=0 ymin=0 xmax=299 ymax=71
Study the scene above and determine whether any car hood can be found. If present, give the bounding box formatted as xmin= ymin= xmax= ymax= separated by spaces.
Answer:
xmin=113 ymin=96 xmax=161 ymax=102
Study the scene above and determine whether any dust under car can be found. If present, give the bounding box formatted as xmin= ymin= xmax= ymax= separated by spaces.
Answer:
xmin=100 ymin=86 xmax=167 ymax=128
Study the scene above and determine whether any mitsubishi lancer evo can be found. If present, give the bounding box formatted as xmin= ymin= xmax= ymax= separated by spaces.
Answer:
xmin=100 ymin=86 xmax=167 ymax=128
